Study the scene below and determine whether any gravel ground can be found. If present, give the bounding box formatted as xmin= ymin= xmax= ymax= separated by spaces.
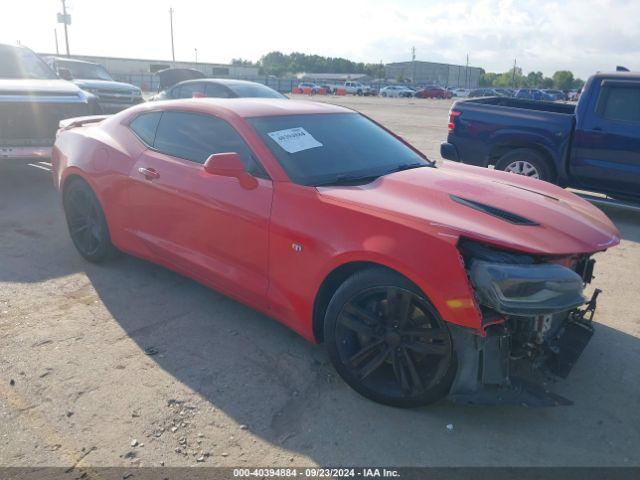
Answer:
xmin=1 ymin=96 xmax=639 ymax=468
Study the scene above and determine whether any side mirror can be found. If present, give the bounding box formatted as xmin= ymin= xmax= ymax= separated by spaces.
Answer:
xmin=203 ymin=152 xmax=258 ymax=189
xmin=58 ymin=68 xmax=73 ymax=81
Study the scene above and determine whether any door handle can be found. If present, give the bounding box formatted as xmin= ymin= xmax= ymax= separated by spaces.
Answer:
xmin=138 ymin=167 xmax=160 ymax=180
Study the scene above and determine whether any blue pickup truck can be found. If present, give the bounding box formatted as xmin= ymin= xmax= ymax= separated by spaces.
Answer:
xmin=441 ymin=72 xmax=640 ymax=201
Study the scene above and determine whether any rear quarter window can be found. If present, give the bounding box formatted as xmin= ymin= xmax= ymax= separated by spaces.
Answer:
xmin=128 ymin=111 xmax=162 ymax=146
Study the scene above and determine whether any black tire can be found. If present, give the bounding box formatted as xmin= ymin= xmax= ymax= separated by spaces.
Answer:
xmin=356 ymin=89 xmax=363 ymax=96
xmin=63 ymin=178 xmax=117 ymax=263
xmin=381 ymin=92 xmax=387 ymax=97
xmin=324 ymin=267 xmax=456 ymax=408
xmin=495 ymin=148 xmax=554 ymax=182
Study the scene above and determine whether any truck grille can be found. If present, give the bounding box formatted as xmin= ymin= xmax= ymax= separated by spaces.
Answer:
xmin=93 ymin=90 xmax=135 ymax=104
xmin=0 ymin=102 xmax=89 ymax=146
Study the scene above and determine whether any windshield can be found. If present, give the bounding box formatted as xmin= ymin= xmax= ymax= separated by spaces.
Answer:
xmin=249 ymin=113 xmax=430 ymax=186
xmin=0 ymin=45 xmax=57 ymax=79
xmin=228 ymin=83 xmax=286 ymax=99
xmin=61 ymin=61 xmax=113 ymax=81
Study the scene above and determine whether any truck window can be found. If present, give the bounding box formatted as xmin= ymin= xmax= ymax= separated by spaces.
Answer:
xmin=598 ymin=84 xmax=640 ymax=123
xmin=0 ymin=44 xmax=57 ymax=79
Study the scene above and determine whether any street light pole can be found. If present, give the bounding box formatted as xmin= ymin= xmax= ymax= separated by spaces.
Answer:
xmin=61 ymin=0 xmax=70 ymax=56
xmin=169 ymin=7 xmax=175 ymax=63
xmin=195 ymin=48 xmax=198 ymax=64
xmin=54 ymin=28 xmax=59 ymax=55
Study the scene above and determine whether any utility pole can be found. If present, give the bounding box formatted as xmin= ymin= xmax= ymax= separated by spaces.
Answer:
xmin=194 ymin=48 xmax=198 ymax=64
xmin=411 ymin=46 xmax=416 ymax=84
xmin=54 ymin=28 xmax=59 ymax=55
xmin=169 ymin=7 xmax=175 ymax=63
xmin=512 ymin=58 xmax=517 ymax=88
xmin=465 ymin=53 xmax=469 ymax=89
xmin=59 ymin=0 xmax=70 ymax=56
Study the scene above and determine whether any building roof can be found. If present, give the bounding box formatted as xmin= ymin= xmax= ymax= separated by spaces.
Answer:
xmin=298 ymin=73 xmax=370 ymax=81
xmin=386 ymin=60 xmax=483 ymax=70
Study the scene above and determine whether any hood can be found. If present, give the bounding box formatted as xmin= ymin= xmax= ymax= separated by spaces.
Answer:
xmin=317 ymin=162 xmax=620 ymax=255
xmin=73 ymin=79 xmax=140 ymax=93
xmin=0 ymin=78 xmax=82 ymax=95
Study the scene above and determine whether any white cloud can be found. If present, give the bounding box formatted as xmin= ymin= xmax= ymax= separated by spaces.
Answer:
xmin=1 ymin=0 xmax=637 ymax=78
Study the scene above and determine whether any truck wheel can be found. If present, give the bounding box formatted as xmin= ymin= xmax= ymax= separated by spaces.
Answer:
xmin=324 ymin=267 xmax=456 ymax=407
xmin=63 ymin=178 xmax=118 ymax=263
xmin=495 ymin=149 xmax=554 ymax=182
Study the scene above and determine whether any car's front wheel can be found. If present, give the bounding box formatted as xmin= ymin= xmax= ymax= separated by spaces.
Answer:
xmin=324 ymin=268 xmax=456 ymax=407
xmin=63 ymin=178 xmax=117 ymax=263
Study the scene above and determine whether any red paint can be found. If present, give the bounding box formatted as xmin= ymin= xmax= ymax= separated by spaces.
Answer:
xmin=53 ymin=98 xmax=620 ymax=343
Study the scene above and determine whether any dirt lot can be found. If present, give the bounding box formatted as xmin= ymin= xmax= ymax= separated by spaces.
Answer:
xmin=1 ymin=96 xmax=639 ymax=468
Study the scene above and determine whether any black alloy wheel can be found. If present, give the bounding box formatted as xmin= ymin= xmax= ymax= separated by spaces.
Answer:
xmin=325 ymin=268 xmax=456 ymax=407
xmin=63 ymin=179 xmax=117 ymax=263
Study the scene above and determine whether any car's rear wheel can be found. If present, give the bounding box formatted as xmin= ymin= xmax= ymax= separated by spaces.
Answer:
xmin=495 ymin=148 xmax=553 ymax=183
xmin=324 ymin=268 xmax=456 ymax=407
xmin=63 ymin=178 xmax=117 ymax=263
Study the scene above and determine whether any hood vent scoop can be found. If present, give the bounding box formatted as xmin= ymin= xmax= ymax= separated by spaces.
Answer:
xmin=450 ymin=195 xmax=539 ymax=226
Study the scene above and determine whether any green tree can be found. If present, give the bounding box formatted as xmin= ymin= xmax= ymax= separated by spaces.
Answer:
xmin=552 ymin=70 xmax=575 ymax=91
xmin=526 ymin=71 xmax=544 ymax=87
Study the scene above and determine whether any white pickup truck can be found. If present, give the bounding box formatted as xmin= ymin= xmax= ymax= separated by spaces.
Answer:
xmin=329 ymin=81 xmax=371 ymax=96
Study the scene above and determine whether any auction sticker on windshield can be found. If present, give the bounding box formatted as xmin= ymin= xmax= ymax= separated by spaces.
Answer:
xmin=267 ymin=127 xmax=323 ymax=154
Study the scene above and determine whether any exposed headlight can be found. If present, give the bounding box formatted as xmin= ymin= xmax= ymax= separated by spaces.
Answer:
xmin=469 ymin=261 xmax=585 ymax=316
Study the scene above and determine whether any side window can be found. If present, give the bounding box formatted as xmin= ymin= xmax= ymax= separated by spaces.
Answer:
xmin=204 ymin=83 xmax=234 ymax=98
xmin=153 ymin=111 xmax=268 ymax=177
xmin=175 ymin=82 xmax=204 ymax=99
xmin=598 ymin=85 xmax=640 ymax=123
xmin=128 ymin=111 xmax=162 ymax=146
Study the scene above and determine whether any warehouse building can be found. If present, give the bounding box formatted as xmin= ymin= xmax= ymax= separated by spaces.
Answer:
xmin=40 ymin=53 xmax=260 ymax=91
xmin=385 ymin=60 xmax=483 ymax=88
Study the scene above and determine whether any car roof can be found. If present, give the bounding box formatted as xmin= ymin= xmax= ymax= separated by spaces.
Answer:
xmin=174 ymin=78 xmax=271 ymax=88
xmin=49 ymin=56 xmax=99 ymax=66
xmin=129 ymin=98 xmax=352 ymax=119
xmin=591 ymin=71 xmax=640 ymax=80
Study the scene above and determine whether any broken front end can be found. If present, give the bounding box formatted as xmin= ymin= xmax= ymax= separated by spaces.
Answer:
xmin=449 ymin=239 xmax=602 ymax=406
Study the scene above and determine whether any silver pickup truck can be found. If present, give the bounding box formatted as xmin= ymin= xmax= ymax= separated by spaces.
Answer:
xmin=0 ymin=43 xmax=100 ymax=159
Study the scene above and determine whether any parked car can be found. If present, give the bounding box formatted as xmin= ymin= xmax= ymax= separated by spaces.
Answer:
xmin=542 ymin=89 xmax=567 ymax=101
xmin=0 ymin=43 xmax=100 ymax=160
xmin=441 ymin=72 xmax=640 ymax=201
xmin=568 ymin=89 xmax=580 ymax=101
xmin=297 ymin=82 xmax=322 ymax=94
xmin=467 ymin=88 xmax=500 ymax=98
xmin=492 ymin=88 xmax=515 ymax=97
xmin=328 ymin=81 xmax=371 ymax=96
xmin=414 ymin=86 xmax=452 ymax=99
xmin=53 ymin=98 xmax=619 ymax=407
xmin=514 ymin=88 xmax=554 ymax=101
xmin=451 ymin=88 xmax=470 ymax=97
xmin=149 ymin=78 xmax=287 ymax=101
xmin=379 ymin=85 xmax=415 ymax=97
xmin=46 ymin=56 xmax=143 ymax=113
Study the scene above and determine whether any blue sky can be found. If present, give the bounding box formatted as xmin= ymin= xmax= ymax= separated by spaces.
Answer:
xmin=2 ymin=0 xmax=638 ymax=78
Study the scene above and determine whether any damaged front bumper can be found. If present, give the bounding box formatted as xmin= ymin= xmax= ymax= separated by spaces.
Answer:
xmin=449 ymin=239 xmax=605 ymax=406
xmin=448 ymin=288 xmax=601 ymax=406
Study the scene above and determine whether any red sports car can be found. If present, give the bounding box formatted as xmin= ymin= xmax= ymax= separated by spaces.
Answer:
xmin=415 ymin=86 xmax=452 ymax=99
xmin=52 ymin=99 xmax=620 ymax=407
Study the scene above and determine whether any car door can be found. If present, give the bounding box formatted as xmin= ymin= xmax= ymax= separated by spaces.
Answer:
xmin=127 ymin=110 xmax=273 ymax=306
xmin=570 ymin=79 xmax=640 ymax=196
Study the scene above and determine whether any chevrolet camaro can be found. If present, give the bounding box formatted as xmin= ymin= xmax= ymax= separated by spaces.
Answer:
xmin=52 ymin=99 xmax=620 ymax=407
